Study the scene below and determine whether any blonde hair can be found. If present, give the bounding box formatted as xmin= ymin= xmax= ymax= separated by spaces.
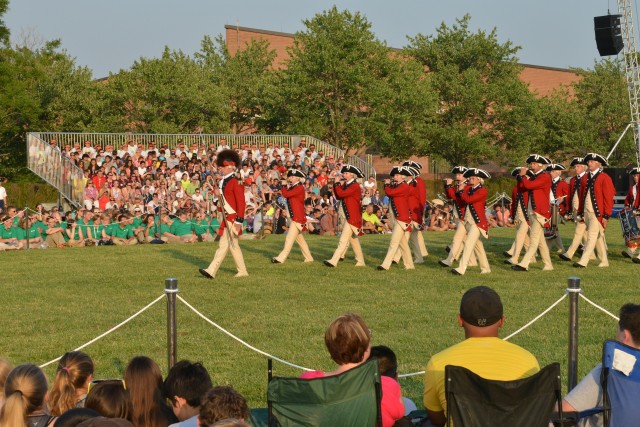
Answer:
xmin=49 ymin=351 xmax=94 ymax=416
xmin=0 ymin=364 xmax=49 ymax=427
xmin=0 ymin=357 xmax=12 ymax=402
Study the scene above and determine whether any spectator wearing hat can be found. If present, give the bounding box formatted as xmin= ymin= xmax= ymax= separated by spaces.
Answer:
xmin=423 ymin=286 xmax=540 ymax=426
xmin=271 ymin=169 xmax=314 ymax=264
xmin=199 ymin=149 xmax=248 ymax=279
xmin=451 ymin=168 xmax=491 ymax=275
xmin=560 ymin=157 xmax=591 ymax=261
xmin=439 ymin=166 xmax=477 ymax=268
xmin=324 ymin=165 xmax=366 ymax=267
xmin=512 ymin=155 xmax=554 ymax=272
xmin=504 ymin=167 xmax=535 ymax=265
xmin=426 ymin=199 xmax=448 ymax=231
xmin=546 ymin=163 xmax=569 ymax=254
xmin=572 ymin=152 xmax=615 ymax=268
xmin=377 ymin=166 xmax=415 ymax=271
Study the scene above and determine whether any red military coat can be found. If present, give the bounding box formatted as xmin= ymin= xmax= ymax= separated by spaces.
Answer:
xmin=510 ymin=184 xmax=530 ymax=221
xmin=568 ymin=174 xmax=586 ymax=212
xmin=579 ymin=170 xmax=616 ymax=224
xmin=446 ymin=183 xmax=470 ymax=218
xmin=281 ymin=183 xmax=307 ymax=224
xmin=624 ymin=181 xmax=640 ymax=208
xmin=458 ymin=184 xmax=489 ymax=232
xmin=218 ymin=174 xmax=246 ymax=236
xmin=385 ymin=181 xmax=412 ymax=223
xmin=519 ymin=171 xmax=552 ymax=219
xmin=334 ymin=180 xmax=363 ymax=228
xmin=408 ymin=179 xmax=425 ymax=224
xmin=551 ymin=177 xmax=570 ymax=215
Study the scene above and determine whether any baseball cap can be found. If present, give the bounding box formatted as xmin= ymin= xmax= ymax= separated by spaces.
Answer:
xmin=459 ymin=286 xmax=503 ymax=327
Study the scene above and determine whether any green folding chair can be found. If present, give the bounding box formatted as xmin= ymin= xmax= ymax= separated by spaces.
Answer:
xmin=267 ymin=359 xmax=382 ymax=427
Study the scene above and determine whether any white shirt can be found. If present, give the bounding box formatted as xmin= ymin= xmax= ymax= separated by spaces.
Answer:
xmin=0 ymin=186 xmax=6 ymax=201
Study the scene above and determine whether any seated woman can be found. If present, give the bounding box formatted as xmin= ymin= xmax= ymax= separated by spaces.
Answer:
xmin=0 ymin=363 xmax=56 ymax=426
xmin=300 ymin=313 xmax=405 ymax=427
xmin=427 ymin=201 xmax=450 ymax=231
xmin=48 ymin=351 xmax=95 ymax=416
xmin=85 ymin=380 xmax=132 ymax=421
xmin=124 ymin=356 xmax=177 ymax=427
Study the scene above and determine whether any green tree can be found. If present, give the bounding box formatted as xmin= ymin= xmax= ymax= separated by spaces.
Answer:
xmin=0 ymin=0 xmax=9 ymax=46
xmin=572 ymin=58 xmax=634 ymax=165
xmin=97 ymin=47 xmax=227 ymax=134
xmin=270 ymin=6 xmax=437 ymax=156
xmin=405 ymin=14 xmax=539 ymax=166
xmin=196 ymin=35 xmax=277 ymax=134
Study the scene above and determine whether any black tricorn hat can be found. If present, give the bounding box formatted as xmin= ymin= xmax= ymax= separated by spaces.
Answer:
xmin=390 ymin=166 xmax=413 ymax=176
xmin=569 ymin=157 xmax=587 ymax=167
xmin=402 ymin=160 xmax=423 ymax=170
xmin=525 ymin=154 xmax=551 ymax=165
xmin=451 ymin=166 xmax=468 ymax=175
xmin=215 ymin=149 xmax=240 ymax=168
xmin=628 ymin=167 xmax=640 ymax=175
xmin=463 ymin=168 xmax=491 ymax=179
xmin=406 ymin=166 xmax=420 ymax=177
xmin=341 ymin=164 xmax=365 ymax=178
xmin=583 ymin=152 xmax=608 ymax=166
xmin=546 ymin=163 xmax=566 ymax=171
xmin=287 ymin=168 xmax=306 ymax=178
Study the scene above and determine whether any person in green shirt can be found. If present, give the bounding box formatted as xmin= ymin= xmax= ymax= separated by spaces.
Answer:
xmin=0 ymin=214 xmax=23 ymax=250
xmin=75 ymin=209 xmax=94 ymax=244
xmin=168 ymin=209 xmax=196 ymax=243
xmin=193 ymin=210 xmax=215 ymax=242
xmin=112 ymin=213 xmax=138 ymax=245
xmin=98 ymin=214 xmax=115 ymax=244
xmin=144 ymin=214 xmax=169 ymax=243
xmin=131 ymin=207 xmax=146 ymax=243
xmin=17 ymin=215 xmax=43 ymax=247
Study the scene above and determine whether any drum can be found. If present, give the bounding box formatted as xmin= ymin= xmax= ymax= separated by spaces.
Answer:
xmin=619 ymin=207 xmax=640 ymax=249
xmin=544 ymin=203 xmax=559 ymax=240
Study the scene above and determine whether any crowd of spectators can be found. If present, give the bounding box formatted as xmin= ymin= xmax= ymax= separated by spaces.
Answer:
xmin=6 ymin=138 xmax=383 ymax=249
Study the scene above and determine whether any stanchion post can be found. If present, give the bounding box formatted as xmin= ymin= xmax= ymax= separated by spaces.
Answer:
xmin=567 ymin=276 xmax=581 ymax=391
xmin=165 ymin=278 xmax=179 ymax=370
xmin=24 ymin=207 xmax=30 ymax=250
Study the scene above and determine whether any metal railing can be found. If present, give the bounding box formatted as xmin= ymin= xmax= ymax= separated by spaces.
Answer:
xmin=29 ymin=132 xmax=376 ymax=180
xmin=27 ymin=133 xmax=85 ymax=208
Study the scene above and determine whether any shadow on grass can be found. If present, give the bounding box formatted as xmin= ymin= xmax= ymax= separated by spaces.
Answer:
xmin=159 ymin=247 xmax=209 ymax=266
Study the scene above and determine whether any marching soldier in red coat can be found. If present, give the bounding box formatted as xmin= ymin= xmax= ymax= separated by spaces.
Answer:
xmin=504 ymin=167 xmax=535 ymax=265
xmin=324 ymin=165 xmax=366 ymax=267
xmin=378 ymin=166 xmax=414 ymax=271
xmin=403 ymin=160 xmax=429 ymax=261
xmin=573 ymin=152 xmax=615 ymax=268
xmin=272 ymin=169 xmax=314 ymax=264
xmin=560 ymin=157 xmax=590 ymax=261
xmin=623 ymin=167 xmax=640 ymax=261
xmin=512 ymin=154 xmax=554 ymax=272
xmin=546 ymin=163 xmax=569 ymax=253
xmin=439 ymin=166 xmax=476 ymax=267
xmin=199 ymin=149 xmax=248 ymax=279
xmin=451 ymin=168 xmax=491 ymax=275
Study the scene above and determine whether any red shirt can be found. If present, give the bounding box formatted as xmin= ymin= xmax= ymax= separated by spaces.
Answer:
xmin=446 ymin=183 xmax=470 ymax=218
xmin=281 ymin=183 xmax=307 ymax=224
xmin=408 ymin=179 xmax=424 ymax=224
xmin=510 ymin=184 xmax=530 ymax=222
xmin=624 ymin=181 xmax=640 ymax=207
xmin=551 ymin=177 xmax=570 ymax=215
xmin=92 ymin=175 xmax=107 ymax=191
xmin=334 ymin=180 xmax=363 ymax=228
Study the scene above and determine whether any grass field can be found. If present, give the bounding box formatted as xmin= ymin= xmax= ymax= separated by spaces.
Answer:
xmin=1 ymin=221 xmax=636 ymax=409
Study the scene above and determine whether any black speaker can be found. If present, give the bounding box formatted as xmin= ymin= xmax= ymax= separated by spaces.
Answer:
xmin=594 ymin=14 xmax=624 ymax=56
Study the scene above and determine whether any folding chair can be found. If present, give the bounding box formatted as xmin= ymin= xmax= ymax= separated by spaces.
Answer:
xmin=445 ymin=362 xmax=562 ymax=427
xmin=267 ymin=359 xmax=382 ymax=427
xmin=560 ymin=340 xmax=640 ymax=427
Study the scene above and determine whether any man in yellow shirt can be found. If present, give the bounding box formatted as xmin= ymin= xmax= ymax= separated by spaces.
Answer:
xmin=423 ymin=286 xmax=540 ymax=426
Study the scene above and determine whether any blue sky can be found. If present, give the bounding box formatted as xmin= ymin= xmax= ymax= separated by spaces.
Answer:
xmin=6 ymin=0 xmax=616 ymax=78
